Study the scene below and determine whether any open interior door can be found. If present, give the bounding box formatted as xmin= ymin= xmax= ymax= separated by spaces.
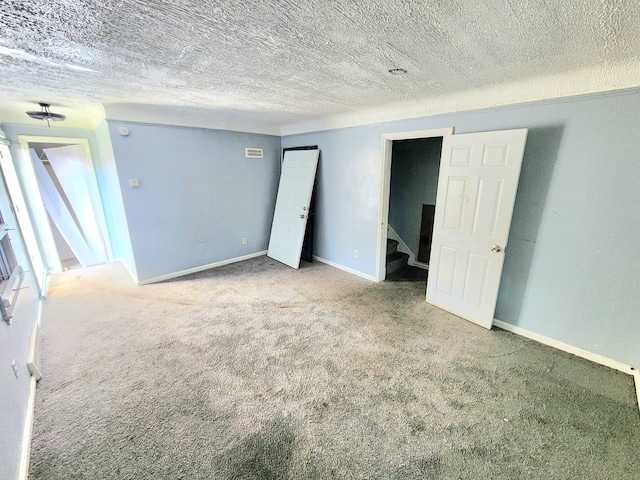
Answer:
xmin=43 ymin=144 xmax=107 ymax=264
xmin=29 ymin=148 xmax=100 ymax=267
xmin=426 ymin=128 xmax=528 ymax=329
xmin=267 ymin=149 xmax=319 ymax=269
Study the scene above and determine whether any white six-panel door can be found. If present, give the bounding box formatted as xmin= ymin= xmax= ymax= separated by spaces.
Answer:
xmin=267 ymin=149 xmax=319 ymax=269
xmin=426 ymin=129 xmax=528 ymax=329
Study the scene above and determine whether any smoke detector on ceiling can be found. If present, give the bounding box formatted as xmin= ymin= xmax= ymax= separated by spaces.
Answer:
xmin=26 ymin=103 xmax=66 ymax=126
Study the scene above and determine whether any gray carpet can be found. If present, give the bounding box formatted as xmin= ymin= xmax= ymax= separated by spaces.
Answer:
xmin=30 ymin=257 xmax=640 ymax=479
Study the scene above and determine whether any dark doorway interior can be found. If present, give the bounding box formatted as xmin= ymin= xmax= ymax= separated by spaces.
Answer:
xmin=417 ymin=204 xmax=436 ymax=265
xmin=387 ymin=136 xmax=442 ymax=280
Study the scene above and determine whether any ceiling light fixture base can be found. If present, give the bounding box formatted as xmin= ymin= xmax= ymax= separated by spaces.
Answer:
xmin=26 ymin=103 xmax=66 ymax=127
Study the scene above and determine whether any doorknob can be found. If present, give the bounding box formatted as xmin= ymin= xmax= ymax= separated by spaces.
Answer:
xmin=491 ymin=245 xmax=502 ymax=253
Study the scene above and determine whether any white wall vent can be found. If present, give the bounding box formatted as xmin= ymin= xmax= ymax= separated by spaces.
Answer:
xmin=245 ymin=148 xmax=264 ymax=159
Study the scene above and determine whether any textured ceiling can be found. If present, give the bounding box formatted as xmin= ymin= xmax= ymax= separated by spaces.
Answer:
xmin=1 ymin=0 xmax=640 ymax=132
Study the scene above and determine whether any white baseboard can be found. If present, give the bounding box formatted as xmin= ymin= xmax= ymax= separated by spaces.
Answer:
xmin=137 ymin=250 xmax=268 ymax=285
xmin=493 ymin=319 xmax=635 ymax=375
xmin=312 ymin=256 xmax=376 ymax=282
xmin=19 ymin=297 xmax=44 ymax=480
xmin=493 ymin=319 xmax=639 ymax=415
xmin=634 ymin=370 xmax=640 ymax=415
xmin=114 ymin=257 xmax=139 ymax=284
xmin=412 ymin=261 xmax=429 ymax=270
xmin=18 ymin=377 xmax=37 ymax=480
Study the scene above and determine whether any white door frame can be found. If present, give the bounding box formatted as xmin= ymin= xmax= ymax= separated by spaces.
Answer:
xmin=16 ymin=136 xmax=113 ymax=271
xmin=0 ymin=142 xmax=48 ymax=295
xmin=375 ymin=127 xmax=454 ymax=282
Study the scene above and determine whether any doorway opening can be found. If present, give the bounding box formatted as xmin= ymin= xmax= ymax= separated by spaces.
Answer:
xmin=30 ymin=143 xmax=79 ymax=270
xmin=378 ymin=127 xmax=529 ymax=328
xmin=376 ymin=128 xmax=454 ymax=283
xmin=386 ymin=137 xmax=443 ymax=282
xmin=17 ymin=136 xmax=110 ymax=275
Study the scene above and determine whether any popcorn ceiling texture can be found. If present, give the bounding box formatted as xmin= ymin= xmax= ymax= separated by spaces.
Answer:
xmin=1 ymin=0 xmax=640 ymax=129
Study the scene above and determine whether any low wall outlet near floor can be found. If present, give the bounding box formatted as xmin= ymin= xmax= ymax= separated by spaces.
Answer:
xmin=354 ymin=250 xmax=358 ymax=257
xmin=242 ymin=237 xmax=248 ymax=245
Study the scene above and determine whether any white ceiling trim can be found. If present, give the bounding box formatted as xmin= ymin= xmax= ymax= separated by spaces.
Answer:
xmin=279 ymin=63 xmax=640 ymax=136
xmin=104 ymin=103 xmax=281 ymax=137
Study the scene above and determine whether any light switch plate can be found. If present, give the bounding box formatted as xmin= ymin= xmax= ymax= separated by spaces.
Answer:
xmin=128 ymin=178 xmax=141 ymax=188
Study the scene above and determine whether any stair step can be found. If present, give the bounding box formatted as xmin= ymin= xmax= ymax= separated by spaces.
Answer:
xmin=386 ymin=238 xmax=399 ymax=255
xmin=386 ymin=251 xmax=409 ymax=276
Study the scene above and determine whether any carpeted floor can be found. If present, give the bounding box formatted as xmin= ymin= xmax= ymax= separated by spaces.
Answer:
xmin=30 ymin=257 xmax=640 ymax=479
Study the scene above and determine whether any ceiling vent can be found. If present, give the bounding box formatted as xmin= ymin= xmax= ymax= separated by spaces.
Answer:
xmin=245 ymin=148 xmax=264 ymax=159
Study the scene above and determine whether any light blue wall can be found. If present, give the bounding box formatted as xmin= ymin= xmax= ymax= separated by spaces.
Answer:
xmin=94 ymin=121 xmax=137 ymax=280
xmin=107 ymin=121 xmax=281 ymax=282
xmin=389 ymin=137 xmax=441 ymax=255
xmin=283 ymin=88 xmax=640 ymax=368
xmin=0 ymin=161 xmax=41 ymax=480
xmin=283 ymin=126 xmax=383 ymax=273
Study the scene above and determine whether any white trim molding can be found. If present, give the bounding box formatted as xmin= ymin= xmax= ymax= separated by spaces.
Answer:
xmin=19 ymin=378 xmax=37 ymax=480
xmin=137 ymin=250 xmax=268 ymax=285
xmin=19 ymin=296 xmax=44 ymax=480
xmin=312 ymin=255 xmax=376 ymax=282
xmin=633 ymin=369 xmax=640 ymax=416
xmin=493 ymin=319 xmax=636 ymax=375
xmin=493 ymin=318 xmax=640 ymax=413
xmin=376 ymin=127 xmax=454 ymax=282
xmin=386 ymin=225 xmax=415 ymax=262
xmin=115 ymin=257 xmax=139 ymax=284
xmin=105 ymin=108 xmax=281 ymax=137
xmin=493 ymin=320 xmax=639 ymax=416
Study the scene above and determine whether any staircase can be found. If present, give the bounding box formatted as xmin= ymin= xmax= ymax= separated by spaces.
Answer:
xmin=386 ymin=238 xmax=409 ymax=278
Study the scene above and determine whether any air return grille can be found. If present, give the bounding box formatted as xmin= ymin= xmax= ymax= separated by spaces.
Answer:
xmin=245 ymin=148 xmax=264 ymax=159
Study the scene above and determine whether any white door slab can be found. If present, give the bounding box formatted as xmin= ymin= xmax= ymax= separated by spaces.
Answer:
xmin=44 ymin=144 xmax=107 ymax=263
xmin=267 ymin=149 xmax=319 ymax=269
xmin=426 ymin=128 xmax=528 ymax=329
xmin=30 ymin=149 xmax=99 ymax=267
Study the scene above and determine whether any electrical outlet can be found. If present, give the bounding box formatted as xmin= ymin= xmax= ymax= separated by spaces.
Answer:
xmin=242 ymin=237 xmax=248 ymax=245
xmin=353 ymin=250 xmax=358 ymax=257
